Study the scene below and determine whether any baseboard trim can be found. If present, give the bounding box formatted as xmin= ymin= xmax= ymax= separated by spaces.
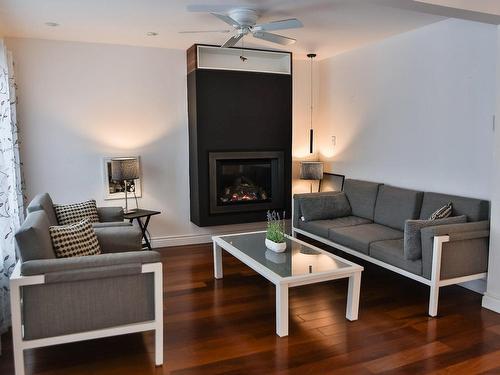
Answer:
xmin=150 ymin=222 xmax=267 ymax=248
xmin=482 ymin=293 xmax=500 ymax=313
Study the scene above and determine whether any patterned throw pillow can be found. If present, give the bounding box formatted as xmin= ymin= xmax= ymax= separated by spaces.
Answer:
xmin=49 ymin=219 xmax=101 ymax=258
xmin=54 ymin=199 xmax=99 ymax=225
xmin=429 ymin=202 xmax=453 ymax=220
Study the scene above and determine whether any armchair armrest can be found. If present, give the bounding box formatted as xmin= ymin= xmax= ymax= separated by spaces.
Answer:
xmin=97 ymin=206 xmax=124 ymax=222
xmin=94 ymin=225 xmax=142 ymax=253
xmin=421 ymin=221 xmax=490 ymax=279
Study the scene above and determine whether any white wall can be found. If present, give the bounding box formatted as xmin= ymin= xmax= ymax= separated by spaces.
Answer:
xmin=7 ymin=38 xmax=310 ymax=246
xmin=483 ymin=26 xmax=500 ymax=313
xmin=317 ymin=19 xmax=497 ymax=199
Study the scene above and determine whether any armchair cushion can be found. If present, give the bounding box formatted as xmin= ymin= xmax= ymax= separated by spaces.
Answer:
xmin=97 ymin=206 xmax=124 ymax=222
xmin=26 ymin=193 xmax=58 ymax=226
xmin=54 ymin=199 xmax=99 ymax=225
xmin=15 ymin=210 xmax=55 ymax=262
xmin=300 ymin=192 xmax=351 ymax=222
xmin=403 ymin=215 xmax=466 ymax=261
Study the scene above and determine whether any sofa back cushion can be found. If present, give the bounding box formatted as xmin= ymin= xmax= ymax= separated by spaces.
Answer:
xmin=15 ymin=210 xmax=55 ymax=262
xmin=374 ymin=185 xmax=424 ymax=231
xmin=419 ymin=192 xmax=489 ymax=222
xmin=343 ymin=179 xmax=382 ymax=220
xmin=27 ymin=193 xmax=58 ymax=226
xmin=300 ymin=192 xmax=352 ymax=222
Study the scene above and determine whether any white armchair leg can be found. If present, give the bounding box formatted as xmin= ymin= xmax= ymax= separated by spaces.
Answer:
xmin=429 ymin=284 xmax=440 ymax=317
xmin=10 ymin=280 xmax=25 ymax=375
xmin=153 ymin=263 xmax=164 ymax=366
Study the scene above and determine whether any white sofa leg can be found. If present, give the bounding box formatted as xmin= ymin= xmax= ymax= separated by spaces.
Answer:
xmin=429 ymin=284 xmax=440 ymax=317
xmin=10 ymin=280 xmax=25 ymax=375
xmin=428 ymin=235 xmax=449 ymax=317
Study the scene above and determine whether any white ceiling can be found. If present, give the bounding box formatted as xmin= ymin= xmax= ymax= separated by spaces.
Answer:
xmin=0 ymin=0 xmax=496 ymax=60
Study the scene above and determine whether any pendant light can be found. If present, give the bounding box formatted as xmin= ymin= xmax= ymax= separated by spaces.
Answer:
xmin=307 ymin=53 xmax=316 ymax=154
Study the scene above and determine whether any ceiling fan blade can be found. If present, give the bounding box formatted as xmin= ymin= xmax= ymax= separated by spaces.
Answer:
xmin=252 ymin=31 xmax=296 ymax=46
xmin=253 ymin=18 xmax=303 ymax=32
xmin=211 ymin=12 xmax=241 ymax=28
xmin=221 ymin=33 xmax=244 ymax=48
xmin=179 ymin=30 xmax=231 ymax=34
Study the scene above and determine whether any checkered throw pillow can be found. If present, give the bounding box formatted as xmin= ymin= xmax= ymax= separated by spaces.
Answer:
xmin=54 ymin=199 xmax=99 ymax=225
xmin=49 ymin=219 xmax=101 ymax=258
xmin=429 ymin=202 xmax=453 ymax=220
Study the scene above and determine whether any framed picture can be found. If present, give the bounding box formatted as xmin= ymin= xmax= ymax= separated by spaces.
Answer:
xmin=319 ymin=172 xmax=345 ymax=193
xmin=102 ymin=156 xmax=142 ymax=200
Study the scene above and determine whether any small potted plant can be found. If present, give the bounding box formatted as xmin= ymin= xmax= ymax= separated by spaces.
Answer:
xmin=265 ymin=210 xmax=287 ymax=253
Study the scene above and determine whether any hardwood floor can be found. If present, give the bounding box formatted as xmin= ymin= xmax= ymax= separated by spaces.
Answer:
xmin=1 ymin=241 xmax=500 ymax=374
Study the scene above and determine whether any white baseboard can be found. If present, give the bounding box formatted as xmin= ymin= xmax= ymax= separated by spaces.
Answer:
xmin=482 ymin=292 xmax=500 ymax=313
xmin=150 ymin=222 xmax=267 ymax=248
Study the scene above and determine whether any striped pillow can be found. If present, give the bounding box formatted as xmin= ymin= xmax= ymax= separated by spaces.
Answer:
xmin=429 ymin=202 xmax=453 ymax=220
xmin=49 ymin=219 xmax=101 ymax=258
xmin=54 ymin=199 xmax=99 ymax=225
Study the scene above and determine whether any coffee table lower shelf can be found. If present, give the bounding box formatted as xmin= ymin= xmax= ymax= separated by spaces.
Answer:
xmin=212 ymin=232 xmax=363 ymax=337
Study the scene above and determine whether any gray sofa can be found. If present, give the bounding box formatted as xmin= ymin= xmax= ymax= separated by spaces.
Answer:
xmin=293 ymin=179 xmax=490 ymax=316
xmin=9 ymin=198 xmax=163 ymax=375
xmin=26 ymin=192 xmax=142 ymax=253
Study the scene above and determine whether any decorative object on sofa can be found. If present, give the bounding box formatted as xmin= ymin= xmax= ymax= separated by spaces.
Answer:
xmin=103 ymin=156 xmax=142 ymax=201
xmin=265 ymin=210 xmax=286 ymax=253
xmin=307 ymin=53 xmax=317 ymax=153
xmin=124 ymin=209 xmax=161 ymax=250
xmin=53 ymin=199 xmax=99 ymax=225
xmin=429 ymin=202 xmax=453 ymax=220
xmin=10 ymin=207 xmax=163 ymax=375
xmin=111 ymin=157 xmax=140 ymax=213
xmin=292 ymin=179 xmax=490 ymax=317
xmin=49 ymin=219 xmax=101 ymax=258
xmin=300 ymin=161 xmax=323 ymax=193
xmin=319 ymin=172 xmax=345 ymax=192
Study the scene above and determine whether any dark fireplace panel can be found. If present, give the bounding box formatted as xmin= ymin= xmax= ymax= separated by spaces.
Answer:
xmin=209 ymin=152 xmax=284 ymax=214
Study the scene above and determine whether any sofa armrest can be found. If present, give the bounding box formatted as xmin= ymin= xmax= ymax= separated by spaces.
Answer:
xmin=97 ymin=206 xmax=124 ymax=222
xmin=421 ymin=221 xmax=490 ymax=279
xmin=293 ymin=191 xmax=342 ymax=227
xmin=21 ymin=251 xmax=160 ymax=275
xmin=94 ymin=225 xmax=142 ymax=253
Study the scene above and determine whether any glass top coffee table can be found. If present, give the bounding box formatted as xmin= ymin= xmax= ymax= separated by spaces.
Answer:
xmin=212 ymin=231 xmax=363 ymax=337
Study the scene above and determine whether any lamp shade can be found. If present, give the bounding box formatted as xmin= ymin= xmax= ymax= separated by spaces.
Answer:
xmin=111 ymin=157 xmax=139 ymax=181
xmin=299 ymin=161 xmax=323 ymax=180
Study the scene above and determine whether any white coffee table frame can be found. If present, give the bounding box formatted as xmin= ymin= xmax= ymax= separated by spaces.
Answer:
xmin=212 ymin=231 xmax=364 ymax=337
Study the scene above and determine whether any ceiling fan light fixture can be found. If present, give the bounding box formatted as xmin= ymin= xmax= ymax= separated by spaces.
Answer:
xmin=146 ymin=31 xmax=159 ymax=36
xmin=45 ymin=22 xmax=59 ymax=27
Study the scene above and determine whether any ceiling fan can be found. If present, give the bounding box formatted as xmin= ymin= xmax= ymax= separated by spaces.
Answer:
xmin=180 ymin=7 xmax=303 ymax=48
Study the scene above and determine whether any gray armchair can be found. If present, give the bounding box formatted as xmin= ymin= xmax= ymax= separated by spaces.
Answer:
xmin=10 ymin=209 xmax=163 ymax=375
xmin=27 ymin=193 xmax=142 ymax=252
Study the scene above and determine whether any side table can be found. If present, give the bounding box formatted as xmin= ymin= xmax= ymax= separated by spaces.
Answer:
xmin=123 ymin=209 xmax=161 ymax=250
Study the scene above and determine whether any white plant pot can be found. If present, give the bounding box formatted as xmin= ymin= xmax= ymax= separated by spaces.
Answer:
xmin=265 ymin=238 xmax=287 ymax=253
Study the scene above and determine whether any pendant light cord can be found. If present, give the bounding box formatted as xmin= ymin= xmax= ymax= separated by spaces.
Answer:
xmin=310 ymin=55 xmax=313 ymax=131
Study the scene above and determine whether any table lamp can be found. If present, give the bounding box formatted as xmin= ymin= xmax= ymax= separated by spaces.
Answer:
xmin=111 ymin=157 xmax=139 ymax=213
xmin=299 ymin=161 xmax=323 ymax=193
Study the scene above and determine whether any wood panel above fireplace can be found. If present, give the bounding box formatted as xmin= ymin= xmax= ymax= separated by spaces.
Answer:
xmin=187 ymin=44 xmax=292 ymax=226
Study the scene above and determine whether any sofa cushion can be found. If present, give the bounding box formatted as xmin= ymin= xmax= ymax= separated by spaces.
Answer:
xmin=329 ymin=223 xmax=403 ymax=254
xmin=419 ymin=192 xmax=489 ymax=222
xmin=370 ymin=239 xmax=422 ymax=275
xmin=374 ymin=186 xmax=424 ymax=231
xmin=15 ymin=210 xmax=55 ymax=262
xmin=298 ymin=216 xmax=372 ymax=238
xmin=343 ymin=179 xmax=382 ymax=220
xmin=300 ymin=192 xmax=351 ymax=222
xmin=27 ymin=193 xmax=58 ymax=226
xmin=404 ymin=215 xmax=467 ymax=261
xmin=429 ymin=202 xmax=452 ymax=220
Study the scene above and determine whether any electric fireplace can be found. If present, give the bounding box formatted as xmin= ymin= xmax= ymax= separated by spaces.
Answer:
xmin=209 ymin=151 xmax=284 ymax=214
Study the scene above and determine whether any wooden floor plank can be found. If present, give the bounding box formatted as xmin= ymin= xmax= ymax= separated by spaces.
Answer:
xmin=0 ymin=242 xmax=499 ymax=375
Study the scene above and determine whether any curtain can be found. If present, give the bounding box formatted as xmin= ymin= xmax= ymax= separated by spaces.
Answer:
xmin=0 ymin=40 xmax=24 ymax=337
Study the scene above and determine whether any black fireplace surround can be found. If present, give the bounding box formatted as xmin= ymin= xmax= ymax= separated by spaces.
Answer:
xmin=187 ymin=45 xmax=292 ymax=226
